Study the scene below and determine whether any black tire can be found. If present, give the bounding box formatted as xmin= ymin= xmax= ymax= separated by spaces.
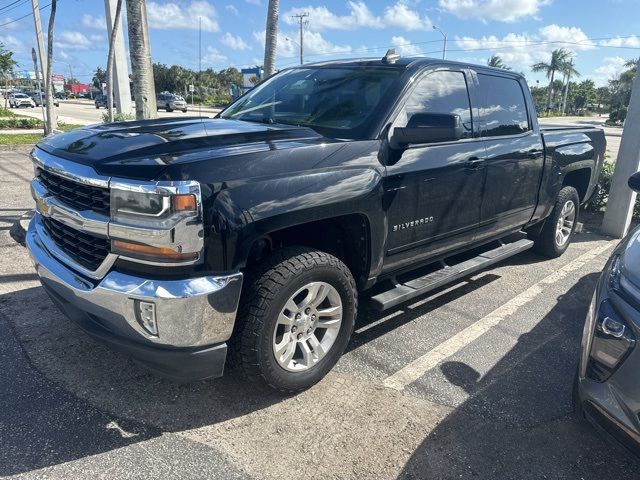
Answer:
xmin=95 ymin=105 xmax=99 ymax=109
xmin=232 ymin=247 xmax=357 ymax=393
xmin=182 ymin=109 xmax=188 ymax=113
xmin=533 ymin=186 xmax=580 ymax=258
xmin=572 ymin=366 xmax=586 ymax=421
xmin=166 ymin=104 xmax=173 ymax=112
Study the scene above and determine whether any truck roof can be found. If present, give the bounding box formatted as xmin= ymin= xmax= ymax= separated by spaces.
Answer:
xmin=302 ymin=56 xmax=525 ymax=79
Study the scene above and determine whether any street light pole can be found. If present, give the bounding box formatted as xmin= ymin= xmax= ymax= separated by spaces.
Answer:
xmin=433 ymin=25 xmax=447 ymax=60
xmin=291 ymin=12 xmax=308 ymax=65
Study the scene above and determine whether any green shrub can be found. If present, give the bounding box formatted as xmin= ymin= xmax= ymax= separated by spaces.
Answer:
xmin=102 ymin=111 xmax=136 ymax=123
xmin=0 ymin=117 xmax=44 ymax=129
xmin=586 ymin=161 xmax=640 ymax=221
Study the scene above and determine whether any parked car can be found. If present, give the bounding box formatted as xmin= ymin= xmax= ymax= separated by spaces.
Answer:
xmin=95 ymin=94 xmax=116 ymax=109
xmin=28 ymin=92 xmax=60 ymax=107
xmin=8 ymin=92 xmax=36 ymax=108
xmin=574 ymin=174 xmax=640 ymax=457
xmin=26 ymin=53 xmax=605 ymax=392
xmin=156 ymin=92 xmax=188 ymax=112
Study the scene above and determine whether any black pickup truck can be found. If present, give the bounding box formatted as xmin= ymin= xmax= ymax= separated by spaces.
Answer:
xmin=26 ymin=54 xmax=605 ymax=392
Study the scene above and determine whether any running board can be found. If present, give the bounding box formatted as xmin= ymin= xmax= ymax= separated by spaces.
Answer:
xmin=370 ymin=238 xmax=534 ymax=311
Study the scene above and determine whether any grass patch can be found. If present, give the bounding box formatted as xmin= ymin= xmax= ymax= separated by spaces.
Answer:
xmin=0 ymin=117 xmax=44 ymax=129
xmin=0 ymin=133 xmax=43 ymax=145
xmin=0 ymin=108 xmax=17 ymax=118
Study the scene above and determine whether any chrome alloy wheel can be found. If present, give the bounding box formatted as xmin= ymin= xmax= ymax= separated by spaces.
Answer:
xmin=272 ymin=282 xmax=343 ymax=372
xmin=555 ymin=200 xmax=576 ymax=247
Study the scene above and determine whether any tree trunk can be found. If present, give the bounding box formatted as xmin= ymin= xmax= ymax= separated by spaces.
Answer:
xmin=125 ymin=0 xmax=157 ymax=119
xmin=546 ymin=69 xmax=555 ymax=112
xmin=45 ymin=0 xmax=58 ymax=132
xmin=561 ymin=73 xmax=570 ymax=115
xmin=106 ymin=0 xmax=123 ymax=122
xmin=263 ymin=0 xmax=279 ymax=78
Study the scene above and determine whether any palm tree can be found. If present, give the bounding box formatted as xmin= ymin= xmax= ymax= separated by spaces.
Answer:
xmin=45 ymin=0 xmax=58 ymax=133
xmin=624 ymin=57 xmax=640 ymax=70
xmin=106 ymin=0 xmax=123 ymax=122
xmin=263 ymin=0 xmax=279 ymax=78
xmin=531 ymin=48 xmax=572 ymax=112
xmin=560 ymin=58 xmax=580 ymax=115
xmin=487 ymin=55 xmax=510 ymax=70
xmin=125 ymin=0 xmax=157 ymax=119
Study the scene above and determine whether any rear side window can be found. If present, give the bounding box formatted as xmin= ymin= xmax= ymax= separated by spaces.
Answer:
xmin=402 ymin=70 xmax=473 ymax=138
xmin=477 ymin=74 xmax=530 ymax=137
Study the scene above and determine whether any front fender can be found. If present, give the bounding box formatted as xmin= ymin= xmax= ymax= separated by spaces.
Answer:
xmin=214 ymin=167 xmax=386 ymax=273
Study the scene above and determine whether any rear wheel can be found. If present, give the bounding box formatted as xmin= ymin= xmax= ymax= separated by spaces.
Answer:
xmin=166 ymin=104 xmax=173 ymax=112
xmin=232 ymin=247 xmax=357 ymax=393
xmin=533 ymin=186 xmax=579 ymax=258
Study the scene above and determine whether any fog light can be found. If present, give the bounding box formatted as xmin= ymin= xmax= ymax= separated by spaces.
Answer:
xmin=135 ymin=300 xmax=158 ymax=336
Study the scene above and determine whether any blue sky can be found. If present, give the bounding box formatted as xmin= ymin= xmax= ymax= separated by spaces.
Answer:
xmin=1 ymin=0 xmax=639 ymax=86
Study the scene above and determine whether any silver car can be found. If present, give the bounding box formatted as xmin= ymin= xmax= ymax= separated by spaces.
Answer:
xmin=575 ymin=171 xmax=640 ymax=457
xmin=9 ymin=92 xmax=36 ymax=108
xmin=156 ymin=92 xmax=188 ymax=113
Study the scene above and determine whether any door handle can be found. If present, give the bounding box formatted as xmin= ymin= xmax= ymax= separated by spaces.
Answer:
xmin=465 ymin=157 xmax=485 ymax=170
xmin=526 ymin=150 xmax=543 ymax=158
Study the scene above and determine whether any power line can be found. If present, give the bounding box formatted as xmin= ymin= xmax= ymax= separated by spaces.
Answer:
xmin=0 ymin=0 xmax=50 ymax=27
xmin=0 ymin=0 xmax=28 ymax=14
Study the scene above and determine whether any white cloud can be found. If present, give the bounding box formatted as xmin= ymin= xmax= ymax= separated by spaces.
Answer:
xmin=147 ymin=1 xmax=219 ymax=32
xmin=202 ymin=46 xmax=227 ymax=65
xmin=245 ymin=0 xmax=262 ymax=4
xmin=0 ymin=17 xmax=21 ymax=31
xmin=89 ymin=34 xmax=105 ymax=43
xmin=455 ymin=25 xmax=592 ymax=70
xmin=600 ymin=36 xmax=640 ymax=48
xmin=384 ymin=3 xmax=431 ymax=30
xmin=538 ymin=24 xmax=593 ymax=49
xmin=80 ymin=14 xmax=105 ymax=30
xmin=56 ymin=31 xmax=92 ymax=50
xmin=0 ymin=35 xmax=24 ymax=53
xmin=283 ymin=1 xmax=430 ymax=31
xmin=253 ymin=29 xmax=351 ymax=61
xmin=391 ymin=36 xmax=422 ymax=56
xmin=439 ymin=0 xmax=551 ymax=23
xmin=220 ymin=32 xmax=249 ymax=50
xmin=593 ymin=56 xmax=628 ymax=86
xmin=225 ymin=4 xmax=239 ymax=15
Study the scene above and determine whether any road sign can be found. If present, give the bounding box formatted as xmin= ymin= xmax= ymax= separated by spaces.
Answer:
xmin=189 ymin=84 xmax=195 ymax=92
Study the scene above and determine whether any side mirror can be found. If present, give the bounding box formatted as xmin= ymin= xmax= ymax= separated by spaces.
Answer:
xmin=392 ymin=113 xmax=463 ymax=146
xmin=629 ymin=172 xmax=640 ymax=193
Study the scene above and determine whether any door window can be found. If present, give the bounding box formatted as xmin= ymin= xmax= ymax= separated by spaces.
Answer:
xmin=399 ymin=70 xmax=473 ymax=138
xmin=477 ymin=74 xmax=530 ymax=137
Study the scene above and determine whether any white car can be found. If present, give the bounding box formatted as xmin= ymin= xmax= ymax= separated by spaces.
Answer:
xmin=9 ymin=92 xmax=36 ymax=108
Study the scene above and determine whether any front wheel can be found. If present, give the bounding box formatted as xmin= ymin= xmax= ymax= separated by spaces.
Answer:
xmin=533 ymin=186 xmax=580 ymax=258
xmin=232 ymin=247 xmax=357 ymax=393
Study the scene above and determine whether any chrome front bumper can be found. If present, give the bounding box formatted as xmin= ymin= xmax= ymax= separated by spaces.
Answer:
xmin=26 ymin=216 xmax=243 ymax=349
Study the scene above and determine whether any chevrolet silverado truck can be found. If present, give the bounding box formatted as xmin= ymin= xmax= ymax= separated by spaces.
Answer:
xmin=26 ymin=53 xmax=606 ymax=392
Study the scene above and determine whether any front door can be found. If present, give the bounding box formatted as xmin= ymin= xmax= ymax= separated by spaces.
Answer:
xmin=382 ymin=68 xmax=486 ymax=274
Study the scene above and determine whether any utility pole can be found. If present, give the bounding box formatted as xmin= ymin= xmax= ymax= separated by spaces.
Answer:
xmin=291 ymin=12 xmax=308 ymax=65
xmin=30 ymin=0 xmax=47 ymax=85
xmin=433 ymin=25 xmax=447 ymax=60
xmin=601 ymin=64 xmax=640 ymax=238
xmin=104 ymin=0 xmax=132 ymax=115
xmin=31 ymin=48 xmax=46 ymax=130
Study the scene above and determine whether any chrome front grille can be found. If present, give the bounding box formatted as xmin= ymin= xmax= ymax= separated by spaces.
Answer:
xmin=41 ymin=216 xmax=110 ymax=271
xmin=38 ymin=168 xmax=110 ymax=216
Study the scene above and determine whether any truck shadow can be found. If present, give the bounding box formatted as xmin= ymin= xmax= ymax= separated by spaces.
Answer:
xmin=397 ymin=272 xmax=640 ymax=479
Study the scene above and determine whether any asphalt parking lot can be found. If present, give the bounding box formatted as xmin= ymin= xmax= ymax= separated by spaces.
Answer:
xmin=1 ymin=146 xmax=639 ymax=479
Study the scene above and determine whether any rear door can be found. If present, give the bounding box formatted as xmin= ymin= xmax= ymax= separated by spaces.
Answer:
xmin=475 ymin=73 xmax=544 ymax=240
xmin=382 ymin=67 xmax=486 ymax=273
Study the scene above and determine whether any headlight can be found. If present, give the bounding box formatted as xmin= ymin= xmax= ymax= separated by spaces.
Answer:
xmin=109 ymin=181 xmax=203 ymax=264
xmin=586 ymin=300 xmax=636 ymax=382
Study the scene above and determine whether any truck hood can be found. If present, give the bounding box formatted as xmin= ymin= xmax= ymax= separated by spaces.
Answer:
xmin=36 ymin=117 xmax=325 ymax=180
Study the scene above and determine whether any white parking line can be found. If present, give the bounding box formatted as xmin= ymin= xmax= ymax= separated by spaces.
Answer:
xmin=382 ymin=242 xmax=614 ymax=391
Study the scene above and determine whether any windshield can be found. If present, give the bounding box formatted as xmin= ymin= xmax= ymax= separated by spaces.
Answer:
xmin=220 ymin=67 xmax=402 ymax=139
